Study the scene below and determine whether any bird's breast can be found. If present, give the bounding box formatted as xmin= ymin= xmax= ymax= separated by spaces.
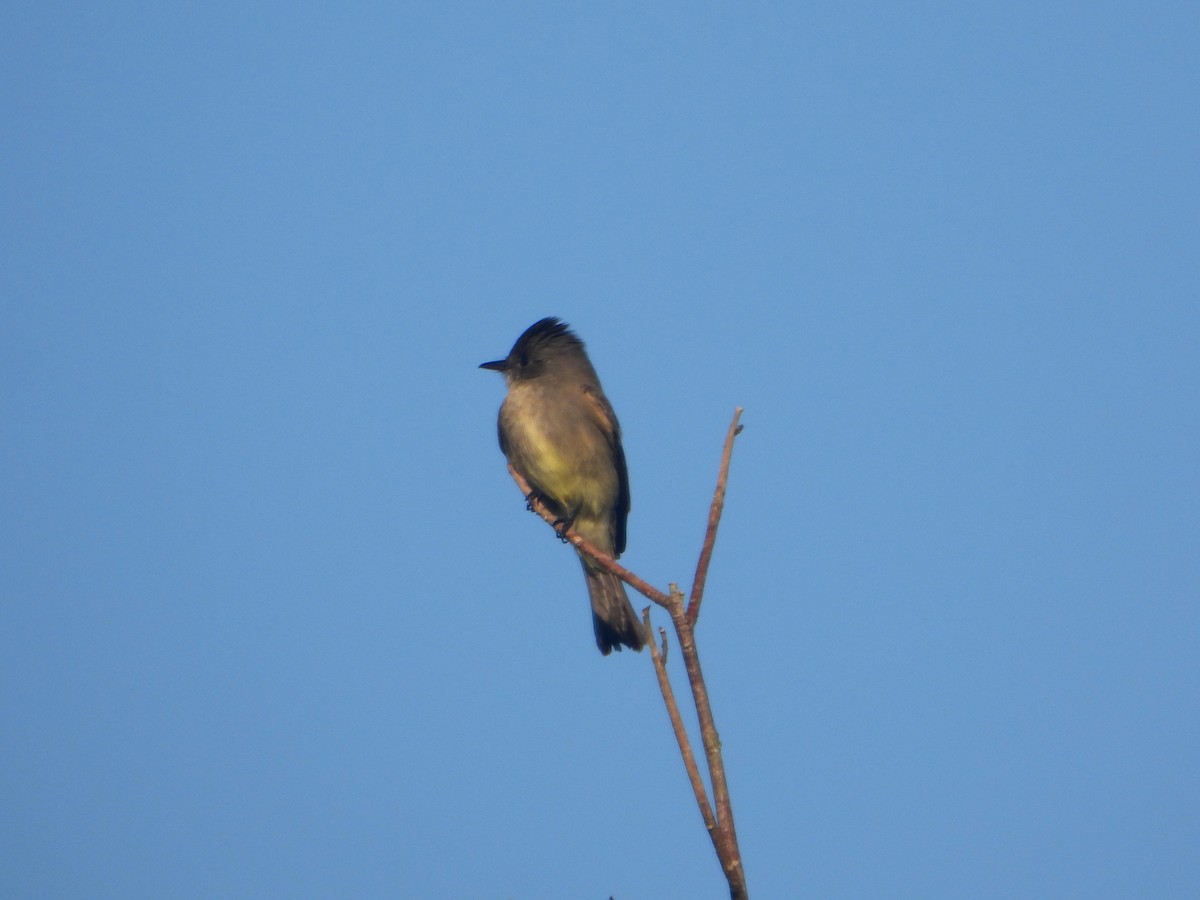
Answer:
xmin=499 ymin=385 xmax=616 ymax=517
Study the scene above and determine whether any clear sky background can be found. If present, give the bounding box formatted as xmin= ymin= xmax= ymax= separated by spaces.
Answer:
xmin=3 ymin=3 xmax=1197 ymax=898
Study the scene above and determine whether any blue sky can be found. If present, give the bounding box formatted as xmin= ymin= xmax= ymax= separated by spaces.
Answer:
xmin=3 ymin=3 xmax=1197 ymax=897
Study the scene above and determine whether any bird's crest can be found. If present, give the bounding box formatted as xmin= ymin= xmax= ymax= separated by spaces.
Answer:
xmin=512 ymin=317 xmax=583 ymax=355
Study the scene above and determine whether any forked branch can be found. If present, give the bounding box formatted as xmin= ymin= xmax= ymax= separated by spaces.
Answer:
xmin=508 ymin=408 xmax=748 ymax=900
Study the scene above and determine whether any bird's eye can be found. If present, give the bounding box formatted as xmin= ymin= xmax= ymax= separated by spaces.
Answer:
xmin=518 ymin=353 xmax=530 ymax=367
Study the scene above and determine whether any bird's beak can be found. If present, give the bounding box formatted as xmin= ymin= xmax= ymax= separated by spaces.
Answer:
xmin=479 ymin=359 xmax=508 ymax=371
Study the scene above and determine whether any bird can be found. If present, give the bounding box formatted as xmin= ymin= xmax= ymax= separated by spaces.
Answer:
xmin=480 ymin=317 xmax=645 ymax=654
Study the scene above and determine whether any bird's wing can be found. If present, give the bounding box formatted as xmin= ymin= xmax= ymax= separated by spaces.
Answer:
xmin=580 ymin=383 xmax=631 ymax=556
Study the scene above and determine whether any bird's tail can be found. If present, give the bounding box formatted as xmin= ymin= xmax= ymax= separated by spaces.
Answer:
xmin=582 ymin=562 xmax=646 ymax=655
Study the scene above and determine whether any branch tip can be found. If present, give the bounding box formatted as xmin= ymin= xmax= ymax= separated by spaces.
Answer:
xmin=686 ymin=408 xmax=743 ymax=624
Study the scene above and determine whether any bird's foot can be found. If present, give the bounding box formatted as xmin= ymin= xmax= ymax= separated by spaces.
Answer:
xmin=551 ymin=515 xmax=575 ymax=543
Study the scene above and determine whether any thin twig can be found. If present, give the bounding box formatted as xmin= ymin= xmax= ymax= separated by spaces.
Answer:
xmin=687 ymin=408 xmax=744 ymax=624
xmin=643 ymin=606 xmax=717 ymax=838
xmin=506 ymin=464 xmax=672 ymax=608
xmin=670 ymin=599 xmax=744 ymax=895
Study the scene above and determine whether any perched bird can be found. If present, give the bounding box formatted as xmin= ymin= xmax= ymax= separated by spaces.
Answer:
xmin=481 ymin=317 xmax=644 ymax=654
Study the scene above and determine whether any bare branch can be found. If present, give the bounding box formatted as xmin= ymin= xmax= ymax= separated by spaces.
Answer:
xmin=643 ymin=606 xmax=716 ymax=837
xmin=502 ymin=419 xmax=749 ymax=899
xmin=669 ymin=599 xmax=744 ymax=894
xmin=687 ymin=408 xmax=744 ymax=624
xmin=506 ymin=464 xmax=672 ymax=608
